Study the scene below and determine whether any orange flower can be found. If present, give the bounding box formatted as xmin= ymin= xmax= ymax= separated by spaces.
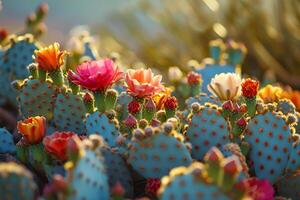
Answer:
xmin=17 ymin=116 xmax=46 ymax=144
xmin=282 ymin=90 xmax=300 ymax=110
xmin=152 ymin=86 xmax=172 ymax=110
xmin=34 ymin=43 xmax=66 ymax=71
xmin=258 ymin=85 xmax=283 ymax=103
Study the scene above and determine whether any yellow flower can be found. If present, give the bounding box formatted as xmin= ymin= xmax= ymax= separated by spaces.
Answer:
xmin=34 ymin=43 xmax=66 ymax=71
xmin=258 ymin=85 xmax=284 ymax=103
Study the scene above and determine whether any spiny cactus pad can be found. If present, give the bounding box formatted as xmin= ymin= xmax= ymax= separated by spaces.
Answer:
xmin=285 ymin=139 xmax=300 ymax=175
xmin=185 ymin=103 xmax=230 ymax=160
xmin=186 ymin=93 xmax=221 ymax=108
xmin=0 ymin=128 xmax=16 ymax=154
xmin=244 ymin=111 xmax=293 ymax=183
xmin=127 ymin=125 xmax=192 ymax=179
xmin=66 ymin=136 xmax=109 ymax=200
xmin=18 ymin=79 xmax=56 ymax=119
xmin=53 ymin=92 xmax=86 ymax=133
xmin=158 ymin=148 xmax=246 ymax=200
xmin=100 ymin=146 xmax=133 ymax=197
xmin=0 ymin=162 xmax=37 ymax=200
xmin=277 ymin=99 xmax=296 ymax=115
xmin=2 ymin=34 xmax=38 ymax=78
xmin=116 ymin=91 xmax=133 ymax=120
xmin=85 ymin=112 xmax=119 ymax=147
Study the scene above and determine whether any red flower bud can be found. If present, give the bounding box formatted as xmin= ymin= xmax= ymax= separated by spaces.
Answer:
xmin=111 ymin=182 xmax=125 ymax=196
xmin=222 ymin=100 xmax=234 ymax=111
xmin=125 ymin=114 xmax=137 ymax=129
xmin=204 ymin=147 xmax=224 ymax=163
xmin=241 ymin=78 xmax=259 ymax=98
xmin=145 ymin=178 xmax=161 ymax=197
xmin=187 ymin=72 xmax=202 ymax=85
xmin=128 ymin=100 xmax=141 ymax=114
xmin=83 ymin=92 xmax=93 ymax=103
xmin=145 ymin=98 xmax=156 ymax=111
xmin=164 ymin=96 xmax=178 ymax=110
xmin=236 ymin=118 xmax=247 ymax=127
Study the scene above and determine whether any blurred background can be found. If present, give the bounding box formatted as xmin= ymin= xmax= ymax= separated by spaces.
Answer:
xmin=1 ymin=0 xmax=300 ymax=87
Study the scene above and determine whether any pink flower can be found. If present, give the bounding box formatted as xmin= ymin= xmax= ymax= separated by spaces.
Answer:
xmin=243 ymin=178 xmax=274 ymax=200
xmin=125 ymin=68 xmax=163 ymax=98
xmin=68 ymin=59 xmax=123 ymax=92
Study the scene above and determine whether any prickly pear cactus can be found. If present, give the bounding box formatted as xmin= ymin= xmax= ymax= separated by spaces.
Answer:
xmin=285 ymin=138 xmax=300 ymax=175
xmin=127 ymin=123 xmax=192 ymax=179
xmin=53 ymin=92 xmax=86 ymax=133
xmin=276 ymin=171 xmax=300 ymax=200
xmin=85 ymin=112 xmax=119 ymax=147
xmin=0 ymin=162 xmax=37 ymax=200
xmin=185 ymin=103 xmax=230 ymax=160
xmin=0 ymin=128 xmax=16 ymax=154
xmin=100 ymin=146 xmax=133 ymax=197
xmin=66 ymin=135 xmax=109 ymax=200
xmin=158 ymin=148 xmax=247 ymax=200
xmin=244 ymin=110 xmax=293 ymax=183
xmin=277 ymin=99 xmax=296 ymax=115
xmin=18 ymin=79 xmax=56 ymax=119
xmin=116 ymin=92 xmax=133 ymax=121
xmin=2 ymin=34 xmax=39 ymax=78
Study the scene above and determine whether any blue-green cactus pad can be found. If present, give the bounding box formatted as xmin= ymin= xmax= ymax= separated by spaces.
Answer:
xmin=100 ymin=147 xmax=133 ymax=197
xmin=186 ymin=106 xmax=230 ymax=160
xmin=128 ymin=132 xmax=192 ymax=179
xmin=116 ymin=92 xmax=133 ymax=120
xmin=85 ymin=112 xmax=119 ymax=147
xmin=196 ymin=64 xmax=235 ymax=93
xmin=19 ymin=79 xmax=56 ymax=119
xmin=244 ymin=111 xmax=293 ymax=183
xmin=53 ymin=93 xmax=86 ymax=134
xmin=0 ymin=162 xmax=37 ymax=200
xmin=67 ymin=148 xmax=109 ymax=200
xmin=0 ymin=128 xmax=16 ymax=154
xmin=185 ymin=93 xmax=221 ymax=108
xmin=285 ymin=139 xmax=300 ymax=175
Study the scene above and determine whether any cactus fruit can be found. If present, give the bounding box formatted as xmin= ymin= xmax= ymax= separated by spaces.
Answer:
xmin=185 ymin=102 xmax=230 ymax=160
xmin=65 ymin=135 xmax=109 ymax=200
xmin=276 ymin=171 xmax=300 ymax=200
xmin=158 ymin=147 xmax=248 ymax=200
xmin=0 ymin=128 xmax=16 ymax=154
xmin=53 ymin=92 xmax=86 ymax=133
xmin=277 ymin=99 xmax=296 ymax=115
xmin=285 ymin=138 xmax=300 ymax=175
xmin=0 ymin=162 xmax=37 ymax=200
xmin=127 ymin=122 xmax=192 ymax=179
xmin=244 ymin=110 xmax=293 ymax=183
xmin=99 ymin=145 xmax=134 ymax=197
xmin=18 ymin=79 xmax=56 ymax=119
xmin=85 ymin=112 xmax=120 ymax=147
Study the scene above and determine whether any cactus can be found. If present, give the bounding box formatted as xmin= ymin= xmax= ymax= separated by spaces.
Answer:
xmin=0 ymin=128 xmax=16 ymax=154
xmin=285 ymin=138 xmax=300 ymax=175
xmin=244 ymin=110 xmax=293 ymax=183
xmin=99 ymin=145 xmax=134 ymax=197
xmin=127 ymin=122 xmax=192 ymax=179
xmin=277 ymin=99 xmax=296 ymax=115
xmin=85 ymin=112 xmax=120 ymax=147
xmin=116 ymin=91 xmax=133 ymax=121
xmin=17 ymin=79 xmax=56 ymax=119
xmin=66 ymin=135 xmax=109 ymax=200
xmin=276 ymin=171 xmax=300 ymax=200
xmin=158 ymin=147 xmax=248 ymax=200
xmin=0 ymin=162 xmax=37 ymax=200
xmin=185 ymin=103 xmax=230 ymax=160
xmin=53 ymin=92 xmax=86 ymax=133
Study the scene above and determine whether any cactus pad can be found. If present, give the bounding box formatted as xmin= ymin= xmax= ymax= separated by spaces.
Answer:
xmin=0 ymin=128 xmax=16 ymax=154
xmin=18 ymin=79 xmax=56 ymax=119
xmin=53 ymin=92 xmax=86 ymax=133
xmin=244 ymin=111 xmax=293 ymax=183
xmin=285 ymin=139 xmax=300 ymax=175
xmin=0 ymin=162 xmax=37 ymax=200
xmin=186 ymin=93 xmax=221 ymax=108
xmin=185 ymin=103 xmax=230 ymax=160
xmin=85 ymin=112 xmax=119 ymax=147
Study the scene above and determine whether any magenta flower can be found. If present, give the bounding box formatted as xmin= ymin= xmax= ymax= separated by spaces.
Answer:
xmin=243 ymin=178 xmax=274 ymax=200
xmin=68 ymin=59 xmax=123 ymax=92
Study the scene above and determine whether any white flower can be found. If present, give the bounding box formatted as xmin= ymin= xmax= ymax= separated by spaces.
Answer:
xmin=208 ymin=73 xmax=242 ymax=100
xmin=168 ymin=66 xmax=183 ymax=82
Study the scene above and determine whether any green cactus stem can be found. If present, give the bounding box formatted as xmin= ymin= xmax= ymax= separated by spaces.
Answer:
xmin=245 ymin=97 xmax=256 ymax=117
xmin=105 ymin=89 xmax=118 ymax=110
xmin=94 ymin=91 xmax=106 ymax=113
xmin=49 ymin=69 xmax=64 ymax=87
